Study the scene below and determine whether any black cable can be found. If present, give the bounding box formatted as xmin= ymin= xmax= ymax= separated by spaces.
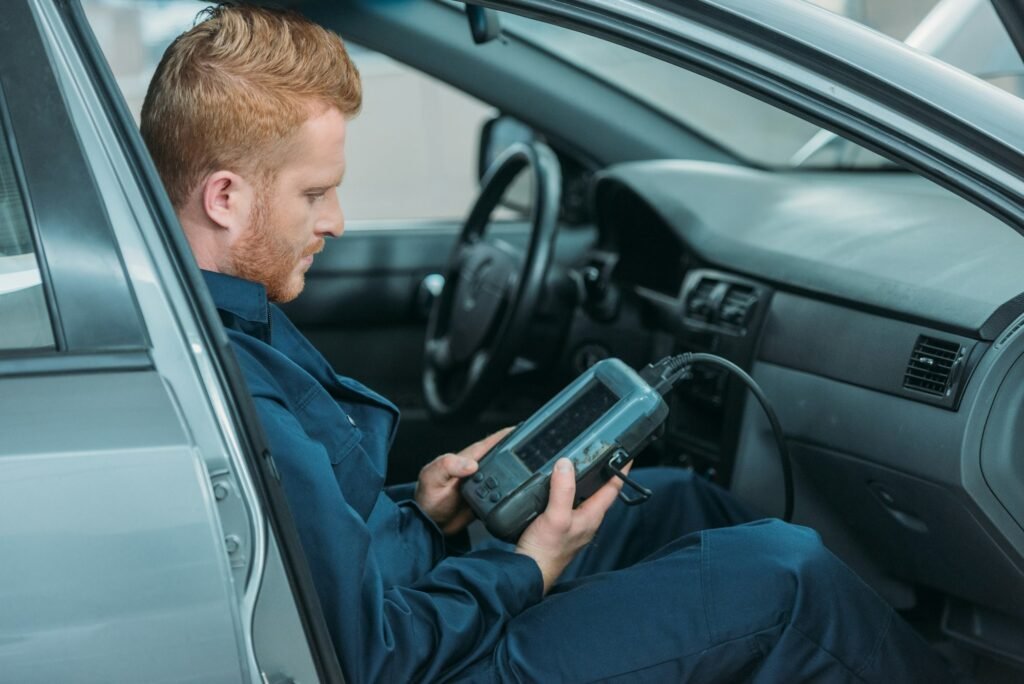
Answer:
xmin=644 ymin=353 xmax=794 ymax=522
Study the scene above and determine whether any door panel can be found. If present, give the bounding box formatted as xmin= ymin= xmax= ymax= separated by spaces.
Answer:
xmin=0 ymin=3 xmax=258 ymax=681
xmin=0 ymin=372 xmax=247 ymax=684
xmin=3 ymin=3 xmax=347 ymax=681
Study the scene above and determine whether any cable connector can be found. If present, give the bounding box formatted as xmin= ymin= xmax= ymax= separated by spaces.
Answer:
xmin=645 ymin=351 xmax=795 ymax=522
xmin=639 ymin=353 xmax=693 ymax=395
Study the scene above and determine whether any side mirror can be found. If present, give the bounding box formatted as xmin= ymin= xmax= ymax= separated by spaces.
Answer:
xmin=478 ymin=116 xmax=536 ymax=178
xmin=478 ymin=116 xmax=536 ymax=214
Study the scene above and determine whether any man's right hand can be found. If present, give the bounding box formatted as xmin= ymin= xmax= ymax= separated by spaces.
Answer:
xmin=514 ymin=458 xmax=626 ymax=594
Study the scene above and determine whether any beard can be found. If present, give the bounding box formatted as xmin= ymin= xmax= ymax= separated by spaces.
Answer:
xmin=231 ymin=194 xmax=322 ymax=303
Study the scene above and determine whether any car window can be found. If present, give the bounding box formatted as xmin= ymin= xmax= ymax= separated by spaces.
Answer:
xmin=0 ymin=122 xmax=54 ymax=352
xmin=496 ymin=10 xmax=885 ymax=170
xmin=341 ymin=44 xmax=497 ymax=223
xmin=498 ymin=0 xmax=1022 ymax=169
xmin=83 ymin=0 xmax=496 ymax=225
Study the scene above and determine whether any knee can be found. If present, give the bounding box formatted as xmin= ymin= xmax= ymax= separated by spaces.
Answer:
xmin=695 ymin=520 xmax=840 ymax=642
xmin=757 ymin=519 xmax=829 ymax=560
xmin=747 ymin=521 xmax=877 ymax=633
xmin=701 ymin=522 xmax=930 ymax=680
xmin=739 ymin=519 xmax=836 ymax=579
xmin=711 ymin=519 xmax=844 ymax=606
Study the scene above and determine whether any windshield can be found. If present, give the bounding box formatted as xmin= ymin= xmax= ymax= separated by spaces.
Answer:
xmin=498 ymin=12 xmax=887 ymax=170
xmin=500 ymin=0 xmax=1022 ymax=170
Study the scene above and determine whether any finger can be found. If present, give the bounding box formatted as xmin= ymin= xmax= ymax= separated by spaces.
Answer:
xmin=460 ymin=426 xmax=515 ymax=462
xmin=421 ymin=453 xmax=476 ymax=487
xmin=576 ymin=465 xmax=628 ymax=520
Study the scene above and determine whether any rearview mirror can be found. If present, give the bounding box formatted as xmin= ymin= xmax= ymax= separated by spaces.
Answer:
xmin=466 ymin=4 xmax=502 ymax=45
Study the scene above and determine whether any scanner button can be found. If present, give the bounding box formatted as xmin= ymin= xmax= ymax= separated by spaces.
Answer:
xmin=485 ymin=477 xmax=498 ymax=489
xmin=489 ymin=492 xmax=501 ymax=503
xmin=472 ymin=473 xmax=484 ymax=483
xmin=475 ymin=486 xmax=489 ymax=499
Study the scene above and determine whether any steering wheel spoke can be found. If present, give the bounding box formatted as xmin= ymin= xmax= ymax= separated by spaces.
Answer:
xmin=426 ymin=336 xmax=455 ymax=371
xmin=467 ymin=349 xmax=491 ymax=386
xmin=452 ymin=243 xmax=476 ymax=270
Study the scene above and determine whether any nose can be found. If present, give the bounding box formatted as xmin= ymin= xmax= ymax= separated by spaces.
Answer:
xmin=316 ymin=191 xmax=345 ymax=239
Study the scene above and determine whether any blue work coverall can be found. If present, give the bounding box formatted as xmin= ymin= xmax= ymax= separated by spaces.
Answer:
xmin=204 ymin=271 xmax=954 ymax=683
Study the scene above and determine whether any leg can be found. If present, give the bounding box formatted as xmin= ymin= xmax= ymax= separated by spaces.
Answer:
xmin=480 ymin=520 xmax=953 ymax=684
xmin=559 ymin=467 xmax=755 ymax=580
xmin=468 ymin=468 xmax=752 ymax=578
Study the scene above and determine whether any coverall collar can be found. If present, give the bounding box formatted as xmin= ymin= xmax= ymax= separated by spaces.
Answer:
xmin=201 ymin=270 xmax=273 ymax=344
xmin=201 ymin=270 xmax=270 ymax=324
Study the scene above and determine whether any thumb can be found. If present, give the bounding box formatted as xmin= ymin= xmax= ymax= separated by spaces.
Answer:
xmin=461 ymin=426 xmax=514 ymax=462
xmin=547 ymin=458 xmax=577 ymax=516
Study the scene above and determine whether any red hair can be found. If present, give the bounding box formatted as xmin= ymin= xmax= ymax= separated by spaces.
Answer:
xmin=140 ymin=4 xmax=361 ymax=208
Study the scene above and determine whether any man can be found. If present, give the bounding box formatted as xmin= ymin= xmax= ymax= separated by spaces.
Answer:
xmin=140 ymin=5 xmax=954 ymax=682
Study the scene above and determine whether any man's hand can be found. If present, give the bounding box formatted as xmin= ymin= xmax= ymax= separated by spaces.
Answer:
xmin=415 ymin=428 xmax=513 ymax=535
xmin=515 ymin=458 xmax=626 ymax=594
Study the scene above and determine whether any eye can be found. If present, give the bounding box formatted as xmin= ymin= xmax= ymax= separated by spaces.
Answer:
xmin=306 ymin=191 xmax=327 ymax=203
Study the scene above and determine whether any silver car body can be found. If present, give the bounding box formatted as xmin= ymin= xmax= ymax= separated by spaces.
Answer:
xmin=1 ymin=0 xmax=1023 ymax=681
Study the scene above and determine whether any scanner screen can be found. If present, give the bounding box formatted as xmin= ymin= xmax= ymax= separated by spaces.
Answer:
xmin=515 ymin=382 xmax=619 ymax=472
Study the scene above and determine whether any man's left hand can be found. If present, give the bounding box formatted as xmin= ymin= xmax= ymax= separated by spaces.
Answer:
xmin=415 ymin=427 xmax=513 ymax=535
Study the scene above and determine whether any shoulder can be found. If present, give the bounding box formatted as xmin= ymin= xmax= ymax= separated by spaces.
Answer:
xmin=223 ymin=327 xmax=289 ymax=401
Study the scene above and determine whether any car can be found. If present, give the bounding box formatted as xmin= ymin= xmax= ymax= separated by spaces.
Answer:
xmin=3 ymin=0 xmax=1024 ymax=681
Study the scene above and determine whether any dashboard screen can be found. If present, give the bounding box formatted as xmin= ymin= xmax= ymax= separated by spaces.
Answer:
xmin=515 ymin=382 xmax=619 ymax=471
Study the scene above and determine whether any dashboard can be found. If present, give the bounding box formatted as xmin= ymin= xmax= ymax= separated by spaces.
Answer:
xmin=565 ymin=160 xmax=1024 ymax=660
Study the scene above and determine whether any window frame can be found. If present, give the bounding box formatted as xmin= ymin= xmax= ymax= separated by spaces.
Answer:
xmin=60 ymin=1 xmax=350 ymax=680
xmin=0 ymin=0 xmax=148 ymax=362
xmin=0 ymin=84 xmax=57 ymax=353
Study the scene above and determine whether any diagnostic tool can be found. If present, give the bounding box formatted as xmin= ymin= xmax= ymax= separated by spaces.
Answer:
xmin=463 ymin=352 xmax=794 ymax=541
xmin=462 ymin=357 xmax=676 ymax=541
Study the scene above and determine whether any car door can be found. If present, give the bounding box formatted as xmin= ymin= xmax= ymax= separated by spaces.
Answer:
xmin=0 ymin=2 xmax=340 ymax=682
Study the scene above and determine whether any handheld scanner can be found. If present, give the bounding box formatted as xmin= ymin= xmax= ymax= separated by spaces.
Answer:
xmin=461 ymin=358 xmax=669 ymax=542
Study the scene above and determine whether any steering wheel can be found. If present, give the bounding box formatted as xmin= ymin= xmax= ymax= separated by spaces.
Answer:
xmin=423 ymin=141 xmax=562 ymax=419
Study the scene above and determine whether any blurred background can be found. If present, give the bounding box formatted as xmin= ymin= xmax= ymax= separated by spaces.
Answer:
xmin=82 ymin=0 xmax=1023 ymax=223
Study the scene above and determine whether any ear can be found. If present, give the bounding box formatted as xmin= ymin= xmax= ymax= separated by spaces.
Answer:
xmin=201 ymin=170 xmax=256 ymax=237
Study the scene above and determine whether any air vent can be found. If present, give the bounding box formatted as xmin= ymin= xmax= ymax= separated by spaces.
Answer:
xmin=720 ymin=286 xmax=757 ymax=328
xmin=686 ymin=278 xmax=719 ymax=322
xmin=903 ymin=336 xmax=962 ymax=397
xmin=997 ymin=317 xmax=1024 ymax=348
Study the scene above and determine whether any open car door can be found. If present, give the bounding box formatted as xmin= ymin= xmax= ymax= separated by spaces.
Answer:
xmin=0 ymin=1 xmax=345 ymax=681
